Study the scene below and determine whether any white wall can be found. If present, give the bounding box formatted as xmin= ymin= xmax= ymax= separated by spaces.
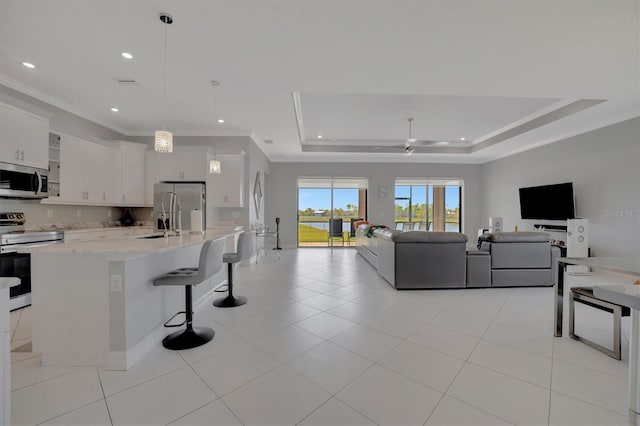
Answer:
xmin=248 ymin=139 xmax=271 ymax=228
xmin=264 ymin=162 xmax=483 ymax=248
xmin=480 ymin=117 xmax=640 ymax=257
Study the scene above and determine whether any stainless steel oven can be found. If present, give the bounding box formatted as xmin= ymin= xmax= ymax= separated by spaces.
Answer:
xmin=0 ymin=213 xmax=63 ymax=310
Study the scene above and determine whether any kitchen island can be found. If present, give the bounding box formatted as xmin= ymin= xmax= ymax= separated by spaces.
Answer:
xmin=1 ymin=277 xmax=20 ymax=426
xmin=24 ymin=228 xmax=239 ymax=370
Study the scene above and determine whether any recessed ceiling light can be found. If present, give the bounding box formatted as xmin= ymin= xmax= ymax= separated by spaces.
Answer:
xmin=217 ymin=118 xmax=225 ymax=123
xmin=121 ymin=52 xmax=133 ymax=59
xmin=111 ymin=107 xmax=119 ymax=112
xmin=22 ymin=62 xmax=35 ymax=69
xmin=317 ymin=134 xmax=323 ymax=139
xmin=460 ymin=137 xmax=466 ymax=141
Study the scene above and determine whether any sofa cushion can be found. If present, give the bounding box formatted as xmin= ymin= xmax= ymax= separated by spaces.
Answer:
xmin=484 ymin=232 xmax=551 ymax=243
xmin=393 ymin=231 xmax=468 ymax=243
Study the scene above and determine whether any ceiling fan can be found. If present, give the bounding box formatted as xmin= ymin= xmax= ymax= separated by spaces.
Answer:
xmin=394 ymin=118 xmax=449 ymax=155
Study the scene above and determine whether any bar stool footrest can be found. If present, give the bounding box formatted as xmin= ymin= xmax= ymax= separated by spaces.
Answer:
xmin=163 ymin=311 xmax=188 ymax=328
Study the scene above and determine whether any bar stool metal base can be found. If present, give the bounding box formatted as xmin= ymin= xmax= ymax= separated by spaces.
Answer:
xmin=161 ymin=327 xmax=215 ymax=350
xmin=213 ymin=295 xmax=247 ymax=308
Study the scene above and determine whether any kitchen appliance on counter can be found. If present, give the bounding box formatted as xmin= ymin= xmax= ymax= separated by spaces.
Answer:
xmin=153 ymin=182 xmax=206 ymax=233
xmin=0 ymin=212 xmax=64 ymax=310
xmin=0 ymin=162 xmax=49 ymax=199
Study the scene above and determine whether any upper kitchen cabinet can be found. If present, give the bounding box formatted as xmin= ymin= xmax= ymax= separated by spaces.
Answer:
xmin=50 ymin=134 xmax=120 ymax=205
xmin=114 ymin=141 xmax=147 ymax=205
xmin=0 ymin=102 xmax=49 ymax=169
xmin=145 ymin=146 xmax=212 ymax=204
xmin=211 ymin=153 xmax=245 ymax=207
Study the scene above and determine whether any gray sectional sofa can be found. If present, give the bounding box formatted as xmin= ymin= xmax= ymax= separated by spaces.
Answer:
xmin=478 ymin=232 xmax=561 ymax=287
xmin=355 ymin=226 xmax=559 ymax=289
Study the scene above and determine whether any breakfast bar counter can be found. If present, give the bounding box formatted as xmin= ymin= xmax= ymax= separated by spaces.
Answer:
xmin=23 ymin=229 xmax=238 ymax=370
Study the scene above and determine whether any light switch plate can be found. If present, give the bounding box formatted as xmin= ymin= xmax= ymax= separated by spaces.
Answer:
xmin=46 ymin=209 xmax=53 ymax=218
xmin=107 ymin=209 xmax=112 ymax=218
xmin=76 ymin=210 xmax=82 ymax=218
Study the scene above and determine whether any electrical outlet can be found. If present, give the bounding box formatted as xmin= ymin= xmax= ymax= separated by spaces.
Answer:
xmin=110 ymin=274 xmax=123 ymax=292
xmin=107 ymin=209 xmax=112 ymax=218
xmin=76 ymin=210 xmax=82 ymax=218
xmin=46 ymin=209 xmax=53 ymax=218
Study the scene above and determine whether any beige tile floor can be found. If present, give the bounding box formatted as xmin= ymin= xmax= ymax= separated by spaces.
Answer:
xmin=9 ymin=248 xmax=636 ymax=425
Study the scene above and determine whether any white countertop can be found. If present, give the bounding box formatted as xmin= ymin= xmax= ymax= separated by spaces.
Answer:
xmin=19 ymin=228 xmax=239 ymax=257
xmin=0 ymin=277 xmax=20 ymax=290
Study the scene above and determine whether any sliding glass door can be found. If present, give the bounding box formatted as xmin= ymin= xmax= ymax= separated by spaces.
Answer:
xmin=394 ymin=178 xmax=463 ymax=232
xmin=297 ymin=178 xmax=367 ymax=247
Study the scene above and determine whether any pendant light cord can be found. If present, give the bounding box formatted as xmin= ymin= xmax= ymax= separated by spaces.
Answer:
xmin=162 ymin=20 xmax=168 ymax=131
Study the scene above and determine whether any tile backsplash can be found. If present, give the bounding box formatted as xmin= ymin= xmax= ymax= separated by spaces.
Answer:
xmin=0 ymin=199 xmax=152 ymax=228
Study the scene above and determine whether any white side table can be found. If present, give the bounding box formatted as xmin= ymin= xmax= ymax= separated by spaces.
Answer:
xmin=0 ymin=277 xmax=20 ymax=426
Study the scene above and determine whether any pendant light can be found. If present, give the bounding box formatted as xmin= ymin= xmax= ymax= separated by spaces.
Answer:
xmin=209 ymin=80 xmax=222 ymax=174
xmin=155 ymin=13 xmax=173 ymax=153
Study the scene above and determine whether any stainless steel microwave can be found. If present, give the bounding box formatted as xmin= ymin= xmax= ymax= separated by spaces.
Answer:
xmin=0 ymin=162 xmax=49 ymax=199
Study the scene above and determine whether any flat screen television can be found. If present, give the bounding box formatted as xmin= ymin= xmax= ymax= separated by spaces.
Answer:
xmin=519 ymin=182 xmax=576 ymax=220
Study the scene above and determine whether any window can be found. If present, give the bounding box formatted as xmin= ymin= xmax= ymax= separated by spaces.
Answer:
xmin=394 ymin=178 xmax=463 ymax=232
xmin=297 ymin=178 xmax=368 ymax=247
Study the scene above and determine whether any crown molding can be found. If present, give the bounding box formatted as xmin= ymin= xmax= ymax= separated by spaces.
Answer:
xmin=0 ymin=74 xmax=130 ymax=135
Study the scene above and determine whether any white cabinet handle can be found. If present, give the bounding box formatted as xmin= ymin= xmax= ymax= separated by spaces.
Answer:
xmin=20 ymin=150 xmax=24 ymax=161
xmin=15 ymin=150 xmax=20 ymax=160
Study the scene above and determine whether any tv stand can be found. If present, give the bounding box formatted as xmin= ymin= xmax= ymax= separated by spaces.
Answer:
xmin=533 ymin=224 xmax=567 ymax=232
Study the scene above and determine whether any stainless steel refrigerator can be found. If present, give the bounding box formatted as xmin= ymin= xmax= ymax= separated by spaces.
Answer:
xmin=153 ymin=182 xmax=206 ymax=232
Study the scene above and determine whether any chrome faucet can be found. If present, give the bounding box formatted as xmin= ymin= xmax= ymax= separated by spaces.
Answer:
xmin=160 ymin=191 xmax=182 ymax=237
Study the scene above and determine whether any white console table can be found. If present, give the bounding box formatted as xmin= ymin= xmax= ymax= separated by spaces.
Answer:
xmin=554 ymin=257 xmax=640 ymax=425
xmin=1 ymin=277 xmax=21 ymax=426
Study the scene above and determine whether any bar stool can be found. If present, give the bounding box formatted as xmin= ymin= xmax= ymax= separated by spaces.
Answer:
xmin=213 ymin=231 xmax=255 ymax=308
xmin=153 ymin=237 xmax=226 ymax=350
xmin=569 ymin=286 xmax=630 ymax=360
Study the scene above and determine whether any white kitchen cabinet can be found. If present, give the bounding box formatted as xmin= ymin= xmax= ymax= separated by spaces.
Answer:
xmin=145 ymin=147 xmax=211 ymax=204
xmin=19 ymin=111 xmax=49 ymax=169
xmin=212 ymin=153 xmax=245 ymax=207
xmin=116 ymin=142 xmax=146 ymax=205
xmin=58 ymin=135 xmax=85 ymax=201
xmin=56 ymin=134 xmax=120 ymax=204
xmin=90 ymin=144 xmax=120 ymax=203
xmin=0 ymin=102 xmax=49 ymax=169
xmin=0 ymin=103 xmax=20 ymax=164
